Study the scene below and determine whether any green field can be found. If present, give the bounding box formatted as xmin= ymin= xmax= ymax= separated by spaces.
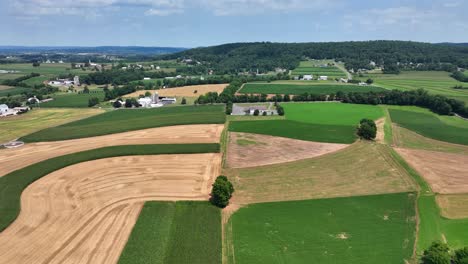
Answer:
xmin=0 ymin=143 xmax=219 ymax=232
xmin=119 ymin=201 xmax=221 ymax=264
xmin=365 ymin=71 xmax=468 ymax=103
xmin=239 ymin=83 xmax=385 ymax=95
xmin=0 ymin=63 xmax=84 ymax=76
xmin=291 ymin=61 xmax=346 ymax=78
xmin=229 ymin=103 xmax=383 ymax=143
xmin=0 ymin=108 xmax=103 ymax=143
xmin=40 ymin=92 xmax=106 ymax=108
xmin=21 ymin=75 xmax=49 ymax=86
xmin=225 ymin=193 xmax=416 ymax=264
xmin=0 ymin=87 xmax=30 ymax=97
xmin=21 ymin=105 xmax=226 ymax=142
xmin=389 ymin=108 xmax=468 ymax=145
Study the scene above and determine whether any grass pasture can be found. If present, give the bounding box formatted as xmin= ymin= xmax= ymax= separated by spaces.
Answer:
xmin=40 ymin=91 xmax=106 ymax=108
xmin=0 ymin=63 xmax=84 ymax=76
xmin=239 ymin=83 xmax=385 ymax=95
xmin=119 ymin=201 xmax=221 ymax=264
xmin=229 ymin=103 xmax=383 ymax=143
xmin=389 ymin=108 xmax=468 ymax=145
xmin=0 ymin=108 xmax=104 ymax=143
xmin=225 ymin=193 xmax=416 ymax=264
xmin=0 ymin=143 xmax=220 ymax=232
xmin=291 ymin=60 xmax=347 ymax=78
xmin=0 ymin=87 xmax=30 ymax=97
xmin=21 ymin=105 xmax=226 ymax=142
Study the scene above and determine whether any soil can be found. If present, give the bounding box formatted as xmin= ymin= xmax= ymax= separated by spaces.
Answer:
xmin=226 ymin=132 xmax=349 ymax=168
xmin=375 ymin=118 xmax=385 ymax=144
xmin=123 ymin=84 xmax=227 ymax=98
xmin=0 ymin=153 xmax=221 ymax=264
xmin=395 ymin=148 xmax=468 ymax=194
xmin=0 ymin=124 xmax=224 ymax=177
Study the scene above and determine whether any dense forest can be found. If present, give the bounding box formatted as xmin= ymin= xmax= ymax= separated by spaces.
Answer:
xmin=162 ymin=41 xmax=468 ymax=74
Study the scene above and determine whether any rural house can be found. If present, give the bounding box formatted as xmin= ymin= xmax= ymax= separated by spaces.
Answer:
xmin=0 ymin=104 xmax=8 ymax=115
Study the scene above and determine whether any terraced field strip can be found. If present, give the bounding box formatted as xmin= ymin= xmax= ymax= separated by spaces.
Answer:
xmin=21 ymin=105 xmax=226 ymax=142
xmin=225 ymin=193 xmax=416 ymax=264
xmin=0 ymin=124 xmax=223 ymax=177
xmin=0 ymin=153 xmax=221 ymax=264
xmin=0 ymin=108 xmax=104 ymax=144
xmin=119 ymin=201 xmax=221 ymax=264
xmin=239 ymin=83 xmax=385 ymax=95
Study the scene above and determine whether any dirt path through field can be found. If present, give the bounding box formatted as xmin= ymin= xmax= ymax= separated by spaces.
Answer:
xmin=375 ymin=118 xmax=385 ymax=144
xmin=0 ymin=124 xmax=224 ymax=177
xmin=395 ymin=148 xmax=468 ymax=194
xmin=0 ymin=153 xmax=221 ymax=264
xmin=227 ymin=132 xmax=349 ymax=168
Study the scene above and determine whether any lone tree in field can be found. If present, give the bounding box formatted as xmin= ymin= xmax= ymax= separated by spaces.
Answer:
xmin=357 ymin=118 xmax=377 ymax=140
xmin=210 ymin=176 xmax=234 ymax=208
xmin=181 ymin=97 xmax=187 ymax=105
xmin=421 ymin=241 xmax=451 ymax=264
xmin=88 ymin=97 xmax=99 ymax=107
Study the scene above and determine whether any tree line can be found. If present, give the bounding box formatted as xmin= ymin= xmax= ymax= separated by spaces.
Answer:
xmin=2 ymin=73 xmax=40 ymax=87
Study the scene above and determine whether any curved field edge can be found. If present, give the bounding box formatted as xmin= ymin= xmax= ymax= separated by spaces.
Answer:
xmin=0 ymin=143 xmax=220 ymax=232
xmin=20 ymin=105 xmax=226 ymax=142
xmin=225 ymin=193 xmax=417 ymax=264
xmin=388 ymin=108 xmax=468 ymax=145
xmin=239 ymin=83 xmax=386 ymax=95
xmin=118 ymin=201 xmax=221 ymax=264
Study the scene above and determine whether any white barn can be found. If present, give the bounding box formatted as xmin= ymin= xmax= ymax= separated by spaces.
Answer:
xmin=302 ymin=75 xmax=313 ymax=81
xmin=319 ymin=76 xmax=328 ymax=81
xmin=0 ymin=104 xmax=8 ymax=115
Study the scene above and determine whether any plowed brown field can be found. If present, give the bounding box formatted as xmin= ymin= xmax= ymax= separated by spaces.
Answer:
xmin=0 ymin=153 xmax=221 ymax=264
xmin=0 ymin=124 xmax=223 ymax=177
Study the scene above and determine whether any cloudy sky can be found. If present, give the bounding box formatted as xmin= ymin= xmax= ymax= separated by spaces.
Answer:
xmin=1 ymin=0 xmax=467 ymax=47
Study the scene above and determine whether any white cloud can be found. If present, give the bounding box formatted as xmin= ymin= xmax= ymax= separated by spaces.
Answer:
xmin=145 ymin=8 xmax=183 ymax=16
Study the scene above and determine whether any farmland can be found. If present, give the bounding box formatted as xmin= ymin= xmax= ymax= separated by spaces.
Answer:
xmin=124 ymin=84 xmax=228 ymax=98
xmin=0 ymin=63 xmax=84 ymax=77
xmin=40 ymin=91 xmax=106 ymax=108
xmin=291 ymin=60 xmax=347 ymax=78
xmin=21 ymin=105 xmax=226 ymax=142
xmin=239 ymin=83 xmax=385 ymax=95
xmin=225 ymin=193 xmax=416 ymax=264
xmin=229 ymin=103 xmax=383 ymax=143
xmin=119 ymin=202 xmax=221 ymax=264
xmin=224 ymin=142 xmax=416 ymax=205
xmin=365 ymin=71 xmax=468 ymax=103
xmin=389 ymin=107 xmax=468 ymax=145
xmin=0 ymin=86 xmax=30 ymax=97
xmin=0 ymin=108 xmax=104 ymax=143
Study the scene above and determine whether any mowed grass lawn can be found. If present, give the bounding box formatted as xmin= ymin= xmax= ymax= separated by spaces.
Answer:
xmin=225 ymin=193 xmax=416 ymax=264
xmin=229 ymin=103 xmax=383 ymax=143
xmin=239 ymin=83 xmax=385 ymax=95
xmin=389 ymin=107 xmax=468 ymax=145
xmin=21 ymin=105 xmax=226 ymax=142
xmin=0 ymin=143 xmax=220 ymax=232
xmin=119 ymin=202 xmax=221 ymax=264
xmin=40 ymin=92 xmax=106 ymax=108
xmin=0 ymin=108 xmax=104 ymax=143
xmin=367 ymin=71 xmax=468 ymax=103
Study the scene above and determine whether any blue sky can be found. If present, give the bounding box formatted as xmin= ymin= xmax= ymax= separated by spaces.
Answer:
xmin=0 ymin=0 xmax=467 ymax=47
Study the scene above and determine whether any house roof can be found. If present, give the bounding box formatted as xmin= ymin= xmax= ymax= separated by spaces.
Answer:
xmin=0 ymin=104 xmax=8 ymax=109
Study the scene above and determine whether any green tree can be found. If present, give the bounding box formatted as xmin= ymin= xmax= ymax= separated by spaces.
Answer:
xmin=357 ymin=118 xmax=377 ymax=140
xmin=124 ymin=99 xmax=133 ymax=108
xmin=210 ymin=176 xmax=234 ymax=208
xmin=83 ymin=86 xmax=90 ymax=94
xmin=262 ymin=111 xmax=267 ymax=116
xmin=283 ymin=94 xmax=291 ymax=102
xmin=88 ymin=97 xmax=100 ymax=107
xmin=144 ymin=91 xmax=151 ymax=97
xmin=454 ymin=247 xmax=468 ymax=264
xmin=366 ymin=78 xmax=374 ymax=84
xmin=277 ymin=105 xmax=285 ymax=116
xmin=253 ymin=109 xmax=260 ymax=116
xmin=181 ymin=97 xmax=187 ymax=105
xmin=421 ymin=241 xmax=451 ymax=264
xmin=113 ymin=100 xmax=122 ymax=108
xmin=32 ymin=62 xmax=40 ymax=67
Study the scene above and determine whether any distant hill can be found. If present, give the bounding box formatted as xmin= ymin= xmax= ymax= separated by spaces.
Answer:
xmin=436 ymin=43 xmax=468 ymax=47
xmin=162 ymin=41 xmax=468 ymax=74
xmin=0 ymin=46 xmax=187 ymax=55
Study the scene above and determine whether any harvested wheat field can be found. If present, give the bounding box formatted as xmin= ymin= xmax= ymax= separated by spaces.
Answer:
xmin=0 ymin=124 xmax=223 ymax=177
xmin=436 ymin=194 xmax=468 ymax=219
xmin=396 ymin=148 xmax=468 ymax=194
xmin=227 ymin=132 xmax=349 ymax=168
xmin=0 ymin=153 xmax=221 ymax=264
xmin=123 ymin=84 xmax=228 ymax=98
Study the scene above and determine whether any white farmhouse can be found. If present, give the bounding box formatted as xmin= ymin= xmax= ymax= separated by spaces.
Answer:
xmin=302 ymin=75 xmax=313 ymax=81
xmin=0 ymin=104 xmax=9 ymax=115
xmin=319 ymin=76 xmax=328 ymax=81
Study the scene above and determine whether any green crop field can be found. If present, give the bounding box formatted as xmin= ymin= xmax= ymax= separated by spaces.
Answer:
xmin=21 ymin=75 xmax=49 ymax=86
xmin=40 ymin=92 xmax=106 ymax=108
xmin=21 ymin=105 xmax=226 ymax=142
xmin=0 ymin=63 xmax=84 ymax=76
xmin=225 ymin=193 xmax=416 ymax=264
xmin=0 ymin=87 xmax=30 ymax=97
xmin=364 ymin=71 xmax=468 ymax=103
xmin=119 ymin=201 xmax=221 ymax=264
xmin=0 ymin=143 xmax=219 ymax=232
xmin=291 ymin=61 xmax=347 ymax=78
xmin=229 ymin=103 xmax=383 ymax=143
xmin=239 ymin=83 xmax=385 ymax=95
xmin=389 ymin=107 xmax=468 ymax=145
